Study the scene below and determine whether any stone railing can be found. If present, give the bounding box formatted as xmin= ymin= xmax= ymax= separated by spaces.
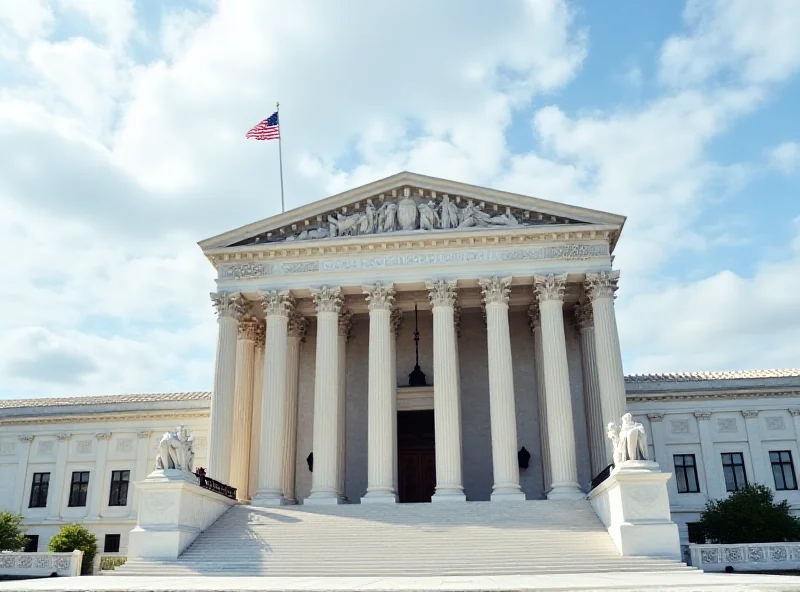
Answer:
xmin=0 ymin=550 xmax=83 ymax=578
xmin=691 ymin=542 xmax=800 ymax=572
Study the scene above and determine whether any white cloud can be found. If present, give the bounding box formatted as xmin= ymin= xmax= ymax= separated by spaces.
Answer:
xmin=769 ymin=141 xmax=800 ymax=176
xmin=619 ymin=219 xmax=800 ymax=373
xmin=57 ymin=0 xmax=136 ymax=50
xmin=660 ymin=0 xmax=800 ymax=87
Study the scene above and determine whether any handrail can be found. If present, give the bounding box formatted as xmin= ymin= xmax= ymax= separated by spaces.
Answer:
xmin=195 ymin=468 xmax=237 ymax=500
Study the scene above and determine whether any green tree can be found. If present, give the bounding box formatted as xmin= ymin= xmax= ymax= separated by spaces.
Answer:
xmin=700 ymin=483 xmax=800 ymax=544
xmin=0 ymin=511 xmax=28 ymax=551
xmin=48 ymin=523 xmax=97 ymax=574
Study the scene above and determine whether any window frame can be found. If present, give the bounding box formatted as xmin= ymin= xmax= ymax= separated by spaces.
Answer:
xmin=673 ymin=454 xmax=700 ymax=493
xmin=28 ymin=472 xmax=50 ymax=508
xmin=68 ymin=471 xmax=90 ymax=507
xmin=108 ymin=470 xmax=130 ymax=507
xmin=721 ymin=452 xmax=748 ymax=492
xmin=770 ymin=450 xmax=798 ymax=491
xmin=103 ymin=534 xmax=121 ymax=553
xmin=24 ymin=535 xmax=39 ymax=553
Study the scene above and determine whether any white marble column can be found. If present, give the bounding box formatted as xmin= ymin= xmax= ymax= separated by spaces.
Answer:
xmin=647 ymin=413 xmax=678 ymax=499
xmin=528 ymin=306 xmax=551 ymax=496
xmin=336 ymin=310 xmax=352 ymax=501
xmin=13 ymin=436 xmax=34 ymax=513
xmin=282 ymin=313 xmax=306 ymax=504
xmin=253 ymin=291 xmax=294 ymax=506
xmin=695 ymin=412 xmax=726 ymax=500
xmin=426 ymin=279 xmax=466 ymax=502
xmin=208 ymin=292 xmax=245 ymax=483
xmin=743 ymin=410 xmax=768 ymax=485
xmin=47 ymin=433 xmax=70 ymax=519
xmin=574 ymin=302 xmax=606 ymax=477
xmin=87 ymin=432 xmax=111 ymax=519
xmin=229 ymin=319 xmax=257 ymax=502
xmin=307 ymin=286 xmax=343 ymax=504
xmin=86 ymin=432 xmax=111 ymax=520
xmin=533 ymin=274 xmax=583 ymax=500
xmin=129 ymin=431 xmax=151 ymax=517
xmin=584 ymin=272 xmax=627 ymax=465
xmin=479 ymin=276 xmax=525 ymax=501
xmin=362 ymin=283 xmax=398 ymax=503
xmin=248 ymin=322 xmax=265 ymax=501
xmin=391 ymin=309 xmax=403 ymax=492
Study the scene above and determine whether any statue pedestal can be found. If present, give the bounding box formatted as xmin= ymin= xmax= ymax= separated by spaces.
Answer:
xmin=128 ymin=470 xmax=236 ymax=560
xmin=587 ymin=461 xmax=681 ymax=561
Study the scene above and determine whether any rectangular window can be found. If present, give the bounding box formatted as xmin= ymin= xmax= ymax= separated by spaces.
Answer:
xmin=674 ymin=454 xmax=700 ymax=493
xmin=104 ymin=534 xmax=121 ymax=553
xmin=108 ymin=470 xmax=130 ymax=506
xmin=687 ymin=522 xmax=705 ymax=545
xmin=770 ymin=450 xmax=798 ymax=491
xmin=68 ymin=471 xmax=90 ymax=507
xmin=28 ymin=472 xmax=50 ymax=508
xmin=721 ymin=452 xmax=748 ymax=492
xmin=24 ymin=535 xmax=39 ymax=553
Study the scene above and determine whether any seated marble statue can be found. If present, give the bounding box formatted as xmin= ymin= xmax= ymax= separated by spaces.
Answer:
xmin=607 ymin=413 xmax=648 ymax=465
xmin=155 ymin=426 xmax=195 ymax=472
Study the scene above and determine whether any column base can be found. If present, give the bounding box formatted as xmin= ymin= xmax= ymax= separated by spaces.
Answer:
xmin=251 ymin=492 xmax=291 ymax=507
xmin=491 ymin=488 xmax=526 ymax=502
xmin=304 ymin=494 xmax=346 ymax=506
xmin=547 ymin=482 xmax=585 ymax=500
xmin=361 ymin=492 xmax=397 ymax=504
xmin=431 ymin=489 xmax=467 ymax=503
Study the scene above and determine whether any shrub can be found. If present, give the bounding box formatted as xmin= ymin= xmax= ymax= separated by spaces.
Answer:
xmin=48 ymin=523 xmax=97 ymax=574
xmin=700 ymin=483 xmax=800 ymax=544
xmin=0 ymin=511 xmax=28 ymax=552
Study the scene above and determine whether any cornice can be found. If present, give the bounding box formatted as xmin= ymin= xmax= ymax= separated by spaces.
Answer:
xmin=627 ymin=389 xmax=800 ymax=403
xmin=0 ymin=409 xmax=209 ymax=427
xmin=205 ymin=224 xmax=617 ymax=270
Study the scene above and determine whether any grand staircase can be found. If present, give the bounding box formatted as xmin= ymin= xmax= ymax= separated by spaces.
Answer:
xmin=116 ymin=500 xmax=690 ymax=576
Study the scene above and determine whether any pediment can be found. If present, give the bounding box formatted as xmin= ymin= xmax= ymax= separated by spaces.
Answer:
xmin=198 ymin=171 xmax=625 ymax=251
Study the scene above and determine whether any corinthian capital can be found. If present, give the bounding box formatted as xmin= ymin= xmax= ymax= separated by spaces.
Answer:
xmin=238 ymin=319 xmax=259 ymax=341
xmin=311 ymin=286 xmax=343 ymax=314
xmin=527 ymin=304 xmax=540 ymax=335
xmin=584 ymin=270 xmax=620 ymax=301
xmin=338 ymin=309 xmax=353 ymax=338
xmin=573 ymin=301 xmax=594 ymax=330
xmin=210 ymin=292 xmax=246 ymax=320
xmin=362 ymin=282 xmax=396 ymax=311
xmin=478 ymin=276 xmax=512 ymax=306
xmin=426 ymin=279 xmax=458 ymax=308
xmin=288 ymin=313 xmax=308 ymax=340
xmin=261 ymin=291 xmax=295 ymax=317
xmin=533 ymin=274 xmax=568 ymax=303
xmin=390 ymin=308 xmax=403 ymax=336
xmin=254 ymin=319 xmax=266 ymax=349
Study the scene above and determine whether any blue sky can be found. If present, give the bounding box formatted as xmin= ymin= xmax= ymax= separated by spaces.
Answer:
xmin=0 ymin=0 xmax=798 ymax=399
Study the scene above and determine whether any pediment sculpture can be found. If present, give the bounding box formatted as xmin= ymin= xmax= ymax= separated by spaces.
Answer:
xmin=607 ymin=413 xmax=648 ymax=465
xmin=155 ymin=426 xmax=195 ymax=473
xmin=284 ymin=189 xmax=526 ymax=243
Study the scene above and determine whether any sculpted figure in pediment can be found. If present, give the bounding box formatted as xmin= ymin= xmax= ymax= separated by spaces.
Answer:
xmin=358 ymin=200 xmax=377 ymax=234
xmin=329 ymin=212 xmax=363 ymax=237
xmin=418 ymin=201 xmax=441 ymax=231
xmin=397 ymin=189 xmax=419 ymax=230
xmin=441 ymin=195 xmax=460 ymax=229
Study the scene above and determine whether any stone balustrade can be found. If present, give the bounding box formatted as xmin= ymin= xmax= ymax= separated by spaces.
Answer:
xmin=0 ymin=551 xmax=82 ymax=578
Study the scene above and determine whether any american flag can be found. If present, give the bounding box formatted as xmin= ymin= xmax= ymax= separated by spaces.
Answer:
xmin=246 ymin=111 xmax=280 ymax=140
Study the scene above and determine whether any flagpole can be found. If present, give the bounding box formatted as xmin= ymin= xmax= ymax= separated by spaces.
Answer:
xmin=276 ymin=101 xmax=285 ymax=213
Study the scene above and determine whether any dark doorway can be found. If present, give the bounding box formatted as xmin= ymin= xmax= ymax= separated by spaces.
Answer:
xmin=397 ymin=410 xmax=436 ymax=503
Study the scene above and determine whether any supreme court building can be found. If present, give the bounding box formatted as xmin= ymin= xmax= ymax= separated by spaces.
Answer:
xmin=200 ymin=171 xmax=633 ymax=505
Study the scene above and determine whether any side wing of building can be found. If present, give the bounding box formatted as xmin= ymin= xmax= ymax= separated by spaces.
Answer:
xmin=0 ymin=393 xmax=210 ymax=556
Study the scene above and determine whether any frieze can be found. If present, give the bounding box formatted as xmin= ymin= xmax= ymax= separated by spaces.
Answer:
xmin=219 ymin=244 xmax=608 ymax=281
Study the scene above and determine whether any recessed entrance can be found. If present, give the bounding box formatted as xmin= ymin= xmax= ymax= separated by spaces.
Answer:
xmin=397 ymin=410 xmax=436 ymax=503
